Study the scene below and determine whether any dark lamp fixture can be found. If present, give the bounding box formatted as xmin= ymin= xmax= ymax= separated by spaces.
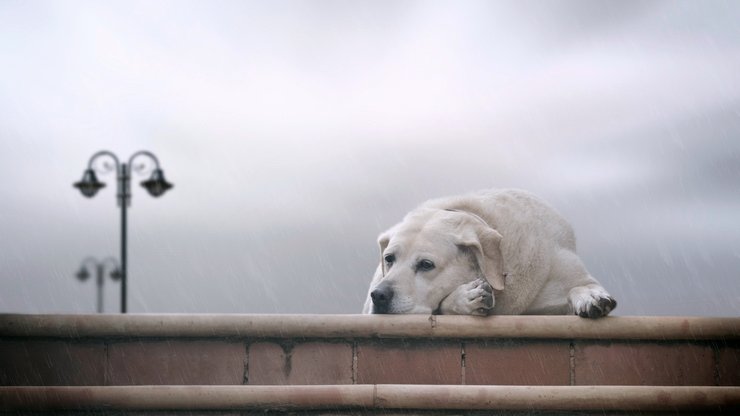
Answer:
xmin=73 ymin=150 xmax=172 ymax=313
xmin=141 ymin=169 xmax=173 ymax=197
xmin=76 ymin=268 xmax=90 ymax=281
xmin=73 ymin=169 xmax=106 ymax=197
xmin=110 ymin=268 xmax=122 ymax=281
xmin=75 ymin=256 xmax=120 ymax=313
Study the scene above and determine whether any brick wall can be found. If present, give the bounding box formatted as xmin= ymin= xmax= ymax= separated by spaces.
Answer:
xmin=1 ymin=338 xmax=737 ymax=387
xmin=1 ymin=314 xmax=738 ymax=387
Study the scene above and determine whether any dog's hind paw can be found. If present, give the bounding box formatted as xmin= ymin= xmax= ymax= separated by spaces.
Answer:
xmin=438 ymin=278 xmax=494 ymax=316
xmin=569 ymin=284 xmax=617 ymax=318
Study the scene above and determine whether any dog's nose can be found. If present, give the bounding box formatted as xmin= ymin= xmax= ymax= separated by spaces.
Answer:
xmin=370 ymin=284 xmax=394 ymax=314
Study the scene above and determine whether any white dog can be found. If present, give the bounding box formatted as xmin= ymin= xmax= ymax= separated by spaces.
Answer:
xmin=362 ymin=189 xmax=616 ymax=318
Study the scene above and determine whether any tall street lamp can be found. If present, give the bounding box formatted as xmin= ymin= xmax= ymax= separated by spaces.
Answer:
xmin=75 ymin=256 xmax=121 ymax=313
xmin=73 ymin=151 xmax=173 ymax=313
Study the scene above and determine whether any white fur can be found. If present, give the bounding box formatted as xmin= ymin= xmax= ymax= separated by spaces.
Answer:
xmin=439 ymin=278 xmax=494 ymax=316
xmin=362 ymin=189 xmax=616 ymax=318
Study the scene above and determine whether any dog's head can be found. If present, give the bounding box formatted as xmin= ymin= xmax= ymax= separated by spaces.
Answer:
xmin=370 ymin=208 xmax=505 ymax=314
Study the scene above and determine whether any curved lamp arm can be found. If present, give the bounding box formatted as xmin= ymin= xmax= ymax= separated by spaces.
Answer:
xmin=129 ymin=151 xmax=161 ymax=174
xmin=78 ymin=256 xmax=100 ymax=270
xmin=100 ymin=256 xmax=120 ymax=270
xmin=87 ymin=151 xmax=121 ymax=174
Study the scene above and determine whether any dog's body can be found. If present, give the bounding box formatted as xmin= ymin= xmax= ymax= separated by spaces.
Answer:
xmin=362 ymin=189 xmax=616 ymax=318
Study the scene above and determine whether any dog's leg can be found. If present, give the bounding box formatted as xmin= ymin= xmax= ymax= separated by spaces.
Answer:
xmin=568 ymin=284 xmax=617 ymax=318
xmin=437 ymin=278 xmax=494 ymax=316
xmin=552 ymin=249 xmax=617 ymax=318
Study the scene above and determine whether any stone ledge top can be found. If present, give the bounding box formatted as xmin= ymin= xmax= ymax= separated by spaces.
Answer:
xmin=1 ymin=314 xmax=738 ymax=340
xmin=2 ymin=385 xmax=739 ymax=412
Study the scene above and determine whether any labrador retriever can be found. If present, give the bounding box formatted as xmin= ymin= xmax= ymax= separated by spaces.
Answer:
xmin=362 ymin=189 xmax=616 ymax=318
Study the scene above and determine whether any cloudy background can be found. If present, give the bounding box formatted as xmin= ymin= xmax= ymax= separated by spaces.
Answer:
xmin=1 ymin=0 xmax=738 ymax=316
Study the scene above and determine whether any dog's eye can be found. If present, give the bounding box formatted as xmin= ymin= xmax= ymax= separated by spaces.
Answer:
xmin=417 ymin=259 xmax=435 ymax=272
xmin=384 ymin=254 xmax=396 ymax=265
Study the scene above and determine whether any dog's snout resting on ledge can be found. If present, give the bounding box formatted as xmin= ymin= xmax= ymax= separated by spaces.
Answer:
xmin=370 ymin=282 xmax=395 ymax=314
xmin=362 ymin=189 xmax=617 ymax=318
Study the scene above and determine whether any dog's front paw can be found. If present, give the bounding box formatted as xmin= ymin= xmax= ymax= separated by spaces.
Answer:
xmin=439 ymin=278 xmax=494 ymax=316
xmin=569 ymin=285 xmax=617 ymax=318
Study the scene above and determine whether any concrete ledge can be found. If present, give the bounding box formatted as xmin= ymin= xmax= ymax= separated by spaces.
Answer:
xmin=1 ymin=314 xmax=738 ymax=340
xmin=1 ymin=385 xmax=739 ymax=412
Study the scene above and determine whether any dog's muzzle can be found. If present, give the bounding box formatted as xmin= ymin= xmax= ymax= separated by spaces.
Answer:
xmin=370 ymin=283 xmax=394 ymax=314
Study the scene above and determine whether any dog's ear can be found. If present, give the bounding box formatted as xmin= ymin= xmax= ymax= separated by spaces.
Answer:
xmin=455 ymin=219 xmax=505 ymax=291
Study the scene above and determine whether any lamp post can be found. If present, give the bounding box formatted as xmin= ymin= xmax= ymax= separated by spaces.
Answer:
xmin=73 ymin=151 xmax=173 ymax=313
xmin=75 ymin=257 xmax=121 ymax=313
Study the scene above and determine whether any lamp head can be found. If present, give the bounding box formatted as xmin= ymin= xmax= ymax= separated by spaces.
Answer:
xmin=110 ymin=268 xmax=122 ymax=281
xmin=76 ymin=268 xmax=90 ymax=281
xmin=73 ymin=169 xmax=106 ymax=197
xmin=141 ymin=169 xmax=173 ymax=197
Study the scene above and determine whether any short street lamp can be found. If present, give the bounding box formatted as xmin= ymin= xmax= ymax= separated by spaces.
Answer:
xmin=76 ymin=257 xmax=121 ymax=313
xmin=73 ymin=151 xmax=173 ymax=313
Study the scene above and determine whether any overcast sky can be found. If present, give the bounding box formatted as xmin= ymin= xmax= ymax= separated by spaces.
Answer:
xmin=1 ymin=0 xmax=738 ymax=316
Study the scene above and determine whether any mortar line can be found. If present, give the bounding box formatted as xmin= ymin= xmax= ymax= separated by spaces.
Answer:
xmin=243 ymin=342 xmax=249 ymax=385
xmin=461 ymin=342 xmax=466 ymax=385
xmin=569 ymin=341 xmax=576 ymax=386
xmin=352 ymin=341 xmax=358 ymax=384
xmin=104 ymin=341 xmax=109 ymax=386
xmin=711 ymin=342 xmax=720 ymax=386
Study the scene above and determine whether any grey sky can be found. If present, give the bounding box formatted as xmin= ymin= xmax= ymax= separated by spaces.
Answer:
xmin=1 ymin=0 xmax=738 ymax=315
